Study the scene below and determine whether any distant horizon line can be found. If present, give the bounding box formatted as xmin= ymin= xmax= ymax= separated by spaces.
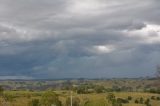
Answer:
xmin=0 ymin=76 xmax=156 ymax=81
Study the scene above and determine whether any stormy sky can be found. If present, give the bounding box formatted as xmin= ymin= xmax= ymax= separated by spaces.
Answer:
xmin=0 ymin=0 xmax=160 ymax=79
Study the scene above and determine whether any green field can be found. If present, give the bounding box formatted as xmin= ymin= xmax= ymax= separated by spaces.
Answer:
xmin=0 ymin=79 xmax=160 ymax=106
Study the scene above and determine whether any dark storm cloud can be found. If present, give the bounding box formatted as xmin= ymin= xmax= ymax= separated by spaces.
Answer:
xmin=0 ymin=0 xmax=160 ymax=79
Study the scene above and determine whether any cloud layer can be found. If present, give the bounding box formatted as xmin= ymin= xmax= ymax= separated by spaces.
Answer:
xmin=0 ymin=0 xmax=160 ymax=79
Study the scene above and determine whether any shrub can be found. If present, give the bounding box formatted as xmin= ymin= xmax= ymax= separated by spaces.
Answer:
xmin=135 ymin=99 xmax=139 ymax=104
xmin=95 ymin=86 xmax=105 ymax=93
xmin=77 ymin=86 xmax=86 ymax=94
xmin=156 ymin=97 xmax=160 ymax=100
xmin=106 ymin=93 xmax=115 ymax=103
xmin=0 ymin=86 xmax=4 ymax=96
xmin=40 ymin=90 xmax=62 ymax=106
xmin=151 ymin=96 xmax=155 ymax=100
xmin=29 ymin=99 xmax=40 ymax=106
xmin=117 ymin=98 xmax=129 ymax=104
xmin=140 ymin=97 xmax=144 ymax=104
xmin=112 ymin=86 xmax=121 ymax=92
xmin=144 ymin=98 xmax=150 ymax=105
xmin=127 ymin=96 xmax=132 ymax=100
xmin=3 ymin=93 xmax=15 ymax=102
xmin=146 ymin=104 xmax=152 ymax=106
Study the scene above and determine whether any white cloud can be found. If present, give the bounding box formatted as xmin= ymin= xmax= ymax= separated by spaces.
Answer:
xmin=67 ymin=0 xmax=144 ymax=16
xmin=123 ymin=23 xmax=160 ymax=44
xmin=91 ymin=45 xmax=115 ymax=54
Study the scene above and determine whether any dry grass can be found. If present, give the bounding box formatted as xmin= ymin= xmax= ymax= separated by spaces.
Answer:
xmin=1 ymin=91 xmax=160 ymax=106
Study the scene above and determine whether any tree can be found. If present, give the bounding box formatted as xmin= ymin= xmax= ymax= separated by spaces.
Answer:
xmin=107 ymin=93 xmax=117 ymax=106
xmin=40 ymin=90 xmax=62 ymax=106
xmin=107 ymin=93 xmax=115 ymax=103
xmin=95 ymin=85 xmax=105 ymax=93
xmin=77 ymin=85 xmax=87 ymax=94
xmin=0 ymin=86 xmax=4 ymax=96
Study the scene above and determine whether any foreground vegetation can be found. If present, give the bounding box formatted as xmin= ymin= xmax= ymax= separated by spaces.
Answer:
xmin=0 ymin=78 xmax=160 ymax=106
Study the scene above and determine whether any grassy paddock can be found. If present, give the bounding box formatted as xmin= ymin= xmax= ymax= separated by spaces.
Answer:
xmin=1 ymin=91 xmax=160 ymax=106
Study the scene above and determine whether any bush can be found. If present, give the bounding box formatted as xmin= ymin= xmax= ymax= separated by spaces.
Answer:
xmin=156 ymin=97 xmax=160 ymax=100
xmin=29 ymin=99 xmax=40 ymax=106
xmin=117 ymin=98 xmax=129 ymax=104
xmin=144 ymin=98 xmax=150 ymax=105
xmin=151 ymin=96 xmax=155 ymax=100
xmin=140 ymin=97 xmax=144 ymax=104
xmin=112 ymin=86 xmax=121 ymax=92
xmin=135 ymin=99 xmax=139 ymax=104
xmin=77 ymin=86 xmax=87 ymax=94
xmin=0 ymin=86 xmax=4 ymax=96
xmin=112 ymin=99 xmax=121 ymax=106
xmin=106 ymin=94 xmax=128 ymax=106
xmin=112 ymin=103 xmax=122 ymax=106
xmin=83 ymin=98 xmax=90 ymax=106
xmin=3 ymin=93 xmax=15 ymax=102
xmin=127 ymin=96 xmax=132 ymax=100
xmin=95 ymin=86 xmax=105 ymax=93
xmin=106 ymin=93 xmax=115 ymax=102
xmin=40 ymin=90 xmax=62 ymax=106
xmin=147 ymin=89 xmax=160 ymax=94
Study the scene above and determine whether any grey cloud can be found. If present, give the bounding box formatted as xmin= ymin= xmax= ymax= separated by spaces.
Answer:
xmin=0 ymin=0 xmax=160 ymax=78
